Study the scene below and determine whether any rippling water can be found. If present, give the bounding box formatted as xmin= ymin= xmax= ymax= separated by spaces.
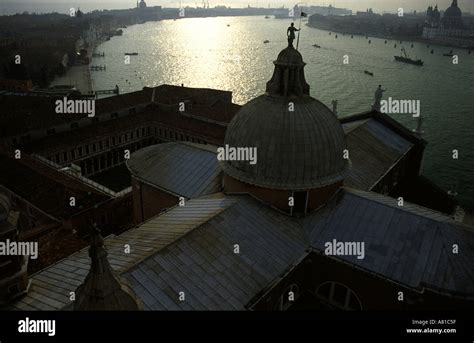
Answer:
xmin=92 ymin=16 xmax=474 ymax=207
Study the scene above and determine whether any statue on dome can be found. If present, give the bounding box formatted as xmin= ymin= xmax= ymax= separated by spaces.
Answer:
xmin=287 ymin=23 xmax=300 ymax=47
xmin=373 ymin=85 xmax=386 ymax=110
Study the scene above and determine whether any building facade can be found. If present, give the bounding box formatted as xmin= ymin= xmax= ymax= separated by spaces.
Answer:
xmin=422 ymin=0 xmax=472 ymax=40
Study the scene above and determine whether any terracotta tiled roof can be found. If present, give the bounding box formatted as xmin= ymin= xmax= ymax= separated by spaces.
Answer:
xmin=153 ymin=85 xmax=240 ymax=123
xmin=0 ymin=93 xmax=88 ymax=138
xmin=0 ymin=154 xmax=110 ymax=219
xmin=23 ymin=108 xmax=226 ymax=155
xmin=95 ymin=88 xmax=153 ymax=114
xmin=1 ymin=85 xmax=238 ymax=145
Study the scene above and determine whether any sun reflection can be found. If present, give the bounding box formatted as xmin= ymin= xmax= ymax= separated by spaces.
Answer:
xmin=144 ymin=17 xmax=271 ymax=103
xmin=164 ymin=18 xmax=233 ymax=89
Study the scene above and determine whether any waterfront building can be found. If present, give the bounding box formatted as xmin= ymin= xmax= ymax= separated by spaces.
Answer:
xmin=442 ymin=0 xmax=463 ymax=29
xmin=298 ymin=5 xmax=352 ymax=17
xmin=423 ymin=0 xmax=472 ymax=42
xmin=356 ymin=8 xmax=376 ymax=17
xmin=425 ymin=5 xmax=441 ymax=27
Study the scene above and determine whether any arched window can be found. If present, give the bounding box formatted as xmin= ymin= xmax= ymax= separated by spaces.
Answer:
xmin=275 ymin=284 xmax=300 ymax=311
xmin=315 ymin=281 xmax=362 ymax=310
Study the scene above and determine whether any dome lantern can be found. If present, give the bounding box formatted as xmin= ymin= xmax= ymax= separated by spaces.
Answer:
xmin=265 ymin=46 xmax=310 ymax=98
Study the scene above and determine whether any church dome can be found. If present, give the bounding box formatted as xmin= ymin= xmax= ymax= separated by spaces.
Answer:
xmin=445 ymin=0 xmax=462 ymax=17
xmin=221 ymin=46 xmax=348 ymax=191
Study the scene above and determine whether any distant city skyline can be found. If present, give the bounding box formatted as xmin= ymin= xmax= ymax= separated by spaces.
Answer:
xmin=1 ymin=0 xmax=473 ymax=14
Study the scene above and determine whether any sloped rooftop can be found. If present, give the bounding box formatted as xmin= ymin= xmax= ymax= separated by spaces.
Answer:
xmin=304 ymin=188 xmax=474 ymax=295
xmin=5 ymin=193 xmax=236 ymax=310
xmin=342 ymin=117 xmax=414 ymax=190
xmin=6 ymin=187 xmax=474 ymax=311
xmin=127 ymin=142 xmax=222 ymax=198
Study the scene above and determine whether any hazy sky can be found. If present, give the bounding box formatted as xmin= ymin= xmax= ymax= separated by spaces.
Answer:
xmin=3 ymin=0 xmax=474 ymax=13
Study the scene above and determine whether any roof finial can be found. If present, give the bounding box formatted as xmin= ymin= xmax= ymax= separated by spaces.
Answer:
xmin=73 ymin=222 xmax=142 ymax=311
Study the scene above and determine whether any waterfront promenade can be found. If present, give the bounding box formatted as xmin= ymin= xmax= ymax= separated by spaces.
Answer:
xmin=49 ymin=36 xmax=101 ymax=96
xmin=50 ymin=63 xmax=94 ymax=95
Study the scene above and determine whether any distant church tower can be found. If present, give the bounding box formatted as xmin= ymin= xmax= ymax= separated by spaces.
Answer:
xmin=73 ymin=225 xmax=142 ymax=310
xmin=139 ymin=0 xmax=147 ymax=9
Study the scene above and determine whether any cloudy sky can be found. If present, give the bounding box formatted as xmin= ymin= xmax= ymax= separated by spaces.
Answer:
xmin=3 ymin=0 xmax=474 ymax=13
